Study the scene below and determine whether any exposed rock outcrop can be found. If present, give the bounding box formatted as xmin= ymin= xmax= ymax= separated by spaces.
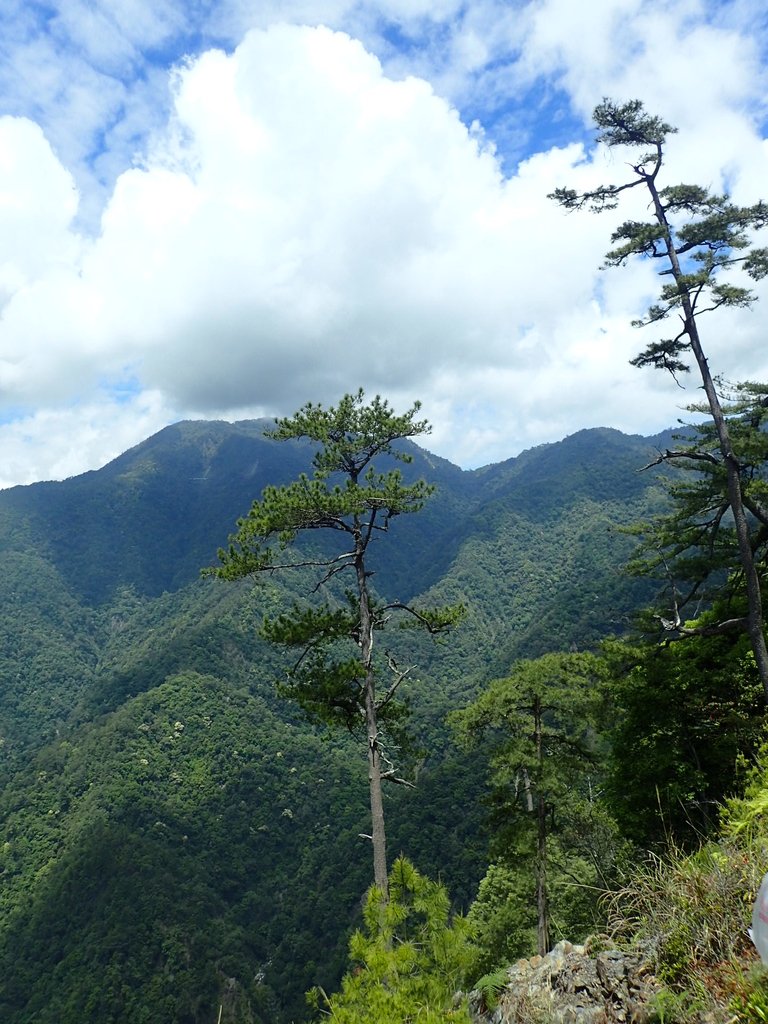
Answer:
xmin=469 ymin=941 xmax=660 ymax=1024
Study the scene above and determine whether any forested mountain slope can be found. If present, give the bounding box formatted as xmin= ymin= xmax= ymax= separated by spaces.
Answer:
xmin=0 ymin=419 xmax=669 ymax=1022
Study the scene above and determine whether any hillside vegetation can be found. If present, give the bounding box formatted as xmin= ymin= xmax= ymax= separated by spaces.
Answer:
xmin=3 ymin=413 xmax=765 ymax=1022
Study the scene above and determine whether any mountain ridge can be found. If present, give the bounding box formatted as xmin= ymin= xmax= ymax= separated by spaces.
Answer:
xmin=0 ymin=416 xmax=673 ymax=1022
xmin=0 ymin=418 xmax=671 ymax=602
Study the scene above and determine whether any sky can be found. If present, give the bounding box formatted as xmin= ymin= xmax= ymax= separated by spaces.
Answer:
xmin=1 ymin=0 xmax=767 ymax=488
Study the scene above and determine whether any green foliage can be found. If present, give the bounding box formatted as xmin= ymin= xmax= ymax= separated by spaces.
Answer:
xmin=450 ymin=653 xmax=605 ymax=841
xmin=464 ymin=863 xmax=536 ymax=975
xmin=271 ymin=390 xmax=431 ymax=473
xmin=207 ymin=390 xmax=464 ymax=893
xmin=0 ymin=670 xmax=377 ymax=1023
xmin=0 ymin=413 xmax=688 ymax=1020
xmin=600 ymin=628 xmax=766 ymax=846
xmin=0 ymin=550 xmax=101 ymax=772
xmin=730 ymin=972 xmax=768 ymax=1024
xmin=604 ymin=742 xmax=768 ymax=1022
xmin=645 ymin=985 xmax=703 ymax=1024
xmin=452 ymin=653 xmax=627 ymax=970
xmin=209 ymin=390 xmax=436 ymax=579
xmin=626 ymin=382 xmax=768 ymax=633
xmin=261 ymin=592 xmax=459 ymax=739
xmin=594 ymin=98 xmax=676 ymax=151
xmin=451 ymin=651 xmax=603 ymax=745
xmin=308 ymin=857 xmax=472 ymax=1024
xmin=471 ymin=966 xmax=511 ymax=1014
xmin=462 ymin=790 xmax=630 ymax=974
xmin=207 ymin=393 xmax=463 ymax=735
xmin=463 ymin=804 xmax=630 ymax=979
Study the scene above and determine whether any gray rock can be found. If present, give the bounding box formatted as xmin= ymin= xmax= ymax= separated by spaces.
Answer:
xmin=468 ymin=941 xmax=660 ymax=1024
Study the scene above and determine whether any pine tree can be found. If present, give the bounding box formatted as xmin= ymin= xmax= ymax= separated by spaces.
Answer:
xmin=627 ymin=382 xmax=768 ymax=637
xmin=307 ymin=857 xmax=472 ymax=1024
xmin=207 ymin=390 xmax=462 ymax=896
xmin=451 ymin=652 xmax=606 ymax=956
xmin=550 ymin=99 xmax=768 ymax=697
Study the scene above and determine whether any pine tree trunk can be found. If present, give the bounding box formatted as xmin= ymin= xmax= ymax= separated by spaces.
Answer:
xmin=366 ymin=684 xmax=389 ymax=897
xmin=534 ymin=695 xmax=549 ymax=955
xmin=536 ymin=795 xmax=548 ymax=956
xmin=356 ymin=534 xmax=389 ymax=899
xmin=647 ymin=176 xmax=768 ymax=701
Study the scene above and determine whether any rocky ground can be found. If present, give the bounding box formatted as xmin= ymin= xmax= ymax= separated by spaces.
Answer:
xmin=468 ymin=941 xmax=661 ymax=1024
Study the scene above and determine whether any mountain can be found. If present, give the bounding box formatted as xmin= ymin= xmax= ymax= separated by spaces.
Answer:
xmin=0 ymin=419 xmax=670 ymax=1022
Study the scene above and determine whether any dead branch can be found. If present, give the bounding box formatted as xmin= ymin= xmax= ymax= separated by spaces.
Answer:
xmin=656 ymin=614 xmax=748 ymax=638
xmin=380 ymin=749 xmax=416 ymax=789
xmin=377 ymin=653 xmax=413 ymax=711
xmin=639 ymin=448 xmax=720 ymax=472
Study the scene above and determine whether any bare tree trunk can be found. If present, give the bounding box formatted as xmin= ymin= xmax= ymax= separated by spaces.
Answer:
xmin=536 ymin=796 xmax=549 ymax=956
xmin=366 ymin=683 xmax=389 ymax=898
xmin=533 ymin=695 xmax=549 ymax=956
xmin=356 ymin=531 xmax=389 ymax=899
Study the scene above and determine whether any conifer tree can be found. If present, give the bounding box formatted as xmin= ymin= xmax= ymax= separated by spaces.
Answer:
xmin=307 ymin=857 xmax=472 ymax=1024
xmin=208 ymin=390 xmax=462 ymax=897
xmin=451 ymin=653 xmax=605 ymax=956
xmin=550 ymin=99 xmax=768 ymax=697
xmin=627 ymin=382 xmax=768 ymax=634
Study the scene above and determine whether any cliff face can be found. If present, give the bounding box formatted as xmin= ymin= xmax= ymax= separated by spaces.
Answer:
xmin=469 ymin=941 xmax=660 ymax=1024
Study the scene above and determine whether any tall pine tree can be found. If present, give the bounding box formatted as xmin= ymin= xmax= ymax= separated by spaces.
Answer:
xmin=550 ymin=99 xmax=768 ymax=697
xmin=208 ymin=390 xmax=462 ymax=897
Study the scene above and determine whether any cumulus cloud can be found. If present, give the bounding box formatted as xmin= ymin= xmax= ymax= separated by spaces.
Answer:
xmin=0 ymin=6 xmax=767 ymax=487
xmin=0 ymin=390 xmax=170 ymax=490
xmin=0 ymin=29 xmax=619 ymax=420
xmin=0 ymin=119 xmax=80 ymax=295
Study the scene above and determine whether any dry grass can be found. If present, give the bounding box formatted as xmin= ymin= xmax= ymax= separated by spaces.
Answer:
xmin=600 ymin=781 xmax=768 ymax=1022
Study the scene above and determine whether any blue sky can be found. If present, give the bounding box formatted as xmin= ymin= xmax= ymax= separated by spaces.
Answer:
xmin=0 ymin=0 xmax=767 ymax=486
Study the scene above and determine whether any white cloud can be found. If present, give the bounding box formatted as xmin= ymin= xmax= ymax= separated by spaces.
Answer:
xmin=0 ymin=118 xmax=80 ymax=293
xmin=0 ymin=7 xmax=767 ymax=487
xmin=0 ymin=390 xmax=170 ymax=490
xmin=51 ymin=0 xmax=185 ymax=69
xmin=64 ymin=26 xmax=628 ymax=415
xmin=521 ymin=0 xmax=766 ymax=119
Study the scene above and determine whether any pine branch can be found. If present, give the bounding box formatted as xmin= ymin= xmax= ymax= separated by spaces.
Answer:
xmin=639 ymin=449 xmax=720 ymax=472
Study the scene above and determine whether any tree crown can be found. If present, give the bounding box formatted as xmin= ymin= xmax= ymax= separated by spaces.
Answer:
xmin=549 ymin=98 xmax=768 ymax=380
xmin=269 ymin=388 xmax=431 ymax=481
xmin=208 ymin=390 xmax=435 ymax=579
